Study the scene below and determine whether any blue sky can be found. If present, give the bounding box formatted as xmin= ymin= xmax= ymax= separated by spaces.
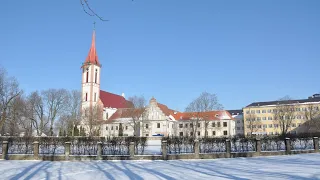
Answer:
xmin=1 ymin=0 xmax=319 ymax=111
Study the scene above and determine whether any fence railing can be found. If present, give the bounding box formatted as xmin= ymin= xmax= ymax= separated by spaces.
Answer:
xmin=1 ymin=136 xmax=319 ymax=161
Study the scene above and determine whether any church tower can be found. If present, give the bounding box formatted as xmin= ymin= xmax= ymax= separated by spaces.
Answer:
xmin=81 ymin=28 xmax=101 ymax=112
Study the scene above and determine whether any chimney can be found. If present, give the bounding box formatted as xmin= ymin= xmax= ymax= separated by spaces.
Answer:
xmin=121 ymin=93 xmax=125 ymax=98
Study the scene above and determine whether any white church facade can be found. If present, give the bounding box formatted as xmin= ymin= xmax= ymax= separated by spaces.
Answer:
xmin=80 ymin=29 xmax=236 ymax=137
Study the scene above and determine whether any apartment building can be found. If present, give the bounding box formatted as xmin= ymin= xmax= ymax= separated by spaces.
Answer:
xmin=243 ymin=94 xmax=320 ymax=136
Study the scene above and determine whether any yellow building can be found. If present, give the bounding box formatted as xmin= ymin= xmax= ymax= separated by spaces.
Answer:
xmin=243 ymin=94 xmax=320 ymax=136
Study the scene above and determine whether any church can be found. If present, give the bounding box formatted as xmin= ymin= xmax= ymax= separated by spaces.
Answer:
xmin=81 ymin=29 xmax=236 ymax=137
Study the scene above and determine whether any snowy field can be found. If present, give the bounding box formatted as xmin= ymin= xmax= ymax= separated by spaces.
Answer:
xmin=1 ymin=154 xmax=320 ymax=180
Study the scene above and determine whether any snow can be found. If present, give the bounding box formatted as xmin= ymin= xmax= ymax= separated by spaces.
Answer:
xmin=1 ymin=153 xmax=320 ymax=179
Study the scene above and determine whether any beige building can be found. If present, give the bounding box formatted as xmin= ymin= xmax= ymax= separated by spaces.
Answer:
xmin=243 ymin=94 xmax=320 ymax=136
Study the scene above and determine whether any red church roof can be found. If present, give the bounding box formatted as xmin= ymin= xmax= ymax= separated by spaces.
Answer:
xmin=84 ymin=30 xmax=101 ymax=66
xmin=100 ymin=90 xmax=133 ymax=108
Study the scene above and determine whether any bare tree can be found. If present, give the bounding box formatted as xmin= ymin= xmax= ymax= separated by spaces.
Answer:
xmin=127 ymin=95 xmax=147 ymax=136
xmin=42 ymin=89 xmax=69 ymax=136
xmin=80 ymin=0 xmax=134 ymax=21
xmin=244 ymin=109 xmax=262 ymax=136
xmin=5 ymin=96 xmax=25 ymax=136
xmin=81 ymin=104 xmax=103 ymax=136
xmin=26 ymin=91 xmax=49 ymax=136
xmin=185 ymin=92 xmax=223 ymax=138
xmin=272 ymin=96 xmax=296 ymax=136
xmin=302 ymin=104 xmax=320 ymax=133
xmin=0 ymin=67 xmax=22 ymax=133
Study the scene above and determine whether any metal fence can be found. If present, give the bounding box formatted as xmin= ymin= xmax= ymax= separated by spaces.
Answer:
xmin=261 ymin=138 xmax=285 ymax=151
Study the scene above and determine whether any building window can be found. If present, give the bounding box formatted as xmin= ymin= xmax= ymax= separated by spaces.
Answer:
xmin=298 ymin=123 xmax=301 ymax=127
xmin=217 ymin=122 xmax=221 ymax=127
xmin=85 ymin=93 xmax=88 ymax=101
xmin=274 ymin=124 xmax=279 ymax=128
xmin=212 ymin=122 xmax=215 ymax=127
xmin=263 ymin=124 xmax=267 ymax=128
xmin=179 ymin=124 xmax=183 ymax=128
xmin=267 ymin=109 xmax=272 ymax=113
xmin=190 ymin=132 xmax=193 ymax=136
xmin=251 ymin=110 xmax=255 ymax=114
xmin=95 ymin=69 xmax=98 ymax=83
xmin=86 ymin=71 xmax=89 ymax=83
xmin=197 ymin=123 xmax=200 ymax=128
xmin=197 ymin=131 xmax=200 ymax=136
xmin=146 ymin=134 xmax=149 ymax=137
xmin=185 ymin=124 xmax=188 ymax=128
xmin=262 ymin=110 xmax=266 ymax=113
xmin=246 ymin=110 xmax=250 ymax=114
xmin=268 ymin=117 xmax=272 ymax=120
xmin=252 ymin=125 xmax=257 ymax=128
xmin=190 ymin=123 xmax=193 ymax=128
xmin=106 ymin=113 xmax=109 ymax=119
xmin=125 ymin=126 xmax=128 ymax=130
xmin=262 ymin=117 xmax=266 ymax=120
xmin=146 ymin=124 xmax=149 ymax=129
xmin=223 ymin=131 xmax=228 ymax=135
xmin=237 ymin=120 xmax=240 ymax=124
xmin=172 ymin=124 xmax=174 ymax=128
xmin=292 ymin=123 xmax=296 ymax=127
xmin=247 ymin=125 xmax=250 ymax=128
xmin=205 ymin=131 xmax=208 ymax=136
xmin=94 ymin=93 xmax=97 ymax=102
xmin=268 ymin=124 xmax=273 ymax=128
xmin=237 ymin=127 xmax=240 ymax=130
xmin=111 ymin=126 xmax=113 ymax=130
xmin=157 ymin=123 xmax=160 ymax=128
xmin=257 ymin=117 xmax=261 ymax=121
xmin=116 ymin=126 xmax=118 ymax=130
xmin=251 ymin=118 xmax=256 ymax=121
xmin=179 ymin=132 xmax=183 ymax=136
xmin=258 ymin=125 xmax=262 ymax=128
xmin=256 ymin=110 xmax=260 ymax=114
xmin=106 ymin=126 xmax=108 ymax=130
xmin=223 ymin=122 xmax=227 ymax=127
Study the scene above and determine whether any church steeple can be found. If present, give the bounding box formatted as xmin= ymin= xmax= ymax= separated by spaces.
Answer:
xmin=83 ymin=23 xmax=101 ymax=67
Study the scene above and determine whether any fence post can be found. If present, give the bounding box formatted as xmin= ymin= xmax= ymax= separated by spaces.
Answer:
xmin=161 ymin=140 xmax=167 ymax=160
xmin=2 ymin=141 xmax=8 ymax=160
xmin=194 ymin=139 xmax=200 ymax=159
xmin=313 ymin=137 xmax=319 ymax=152
xmin=285 ymin=138 xmax=291 ymax=154
xmin=225 ymin=139 xmax=231 ymax=158
xmin=97 ymin=142 xmax=102 ymax=160
xmin=33 ymin=141 xmax=39 ymax=160
xmin=129 ymin=142 xmax=135 ymax=159
xmin=65 ymin=142 xmax=71 ymax=160
xmin=255 ymin=137 xmax=261 ymax=155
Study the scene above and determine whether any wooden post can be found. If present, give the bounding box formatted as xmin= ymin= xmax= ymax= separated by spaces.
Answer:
xmin=2 ymin=141 xmax=8 ymax=160
xmin=194 ymin=140 xmax=200 ymax=159
xmin=129 ymin=142 xmax=135 ymax=159
xmin=33 ymin=141 xmax=39 ymax=160
xmin=226 ymin=139 xmax=231 ymax=158
xmin=313 ymin=137 xmax=319 ymax=152
xmin=285 ymin=138 xmax=291 ymax=154
xmin=97 ymin=142 xmax=102 ymax=160
xmin=65 ymin=142 xmax=71 ymax=160
xmin=161 ymin=140 xmax=167 ymax=160
xmin=256 ymin=137 xmax=261 ymax=155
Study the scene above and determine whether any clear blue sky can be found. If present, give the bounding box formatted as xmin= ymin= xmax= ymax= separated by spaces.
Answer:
xmin=1 ymin=0 xmax=319 ymax=111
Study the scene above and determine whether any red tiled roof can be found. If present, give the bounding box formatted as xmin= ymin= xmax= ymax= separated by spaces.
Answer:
xmin=100 ymin=90 xmax=133 ymax=108
xmin=108 ymin=108 xmax=145 ymax=122
xmin=84 ymin=30 xmax=100 ymax=66
xmin=172 ymin=111 xmax=234 ymax=121
xmin=157 ymin=103 xmax=177 ymax=116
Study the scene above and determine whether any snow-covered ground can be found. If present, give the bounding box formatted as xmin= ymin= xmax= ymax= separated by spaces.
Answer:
xmin=1 ymin=153 xmax=320 ymax=180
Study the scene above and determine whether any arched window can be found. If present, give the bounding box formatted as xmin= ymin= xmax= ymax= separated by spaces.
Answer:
xmin=94 ymin=93 xmax=97 ymax=102
xmin=86 ymin=68 xmax=89 ymax=83
xmin=85 ymin=93 xmax=88 ymax=101
xmin=95 ymin=69 xmax=98 ymax=83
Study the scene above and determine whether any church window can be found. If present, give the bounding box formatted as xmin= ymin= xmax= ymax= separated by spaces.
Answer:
xmin=157 ymin=123 xmax=160 ymax=128
xmin=145 ymin=124 xmax=149 ymax=129
xmin=95 ymin=69 xmax=98 ymax=83
xmin=106 ymin=113 xmax=108 ymax=119
xmin=125 ymin=126 xmax=128 ymax=130
xmin=85 ymin=93 xmax=88 ymax=101
xmin=94 ymin=93 xmax=97 ymax=102
xmin=116 ymin=126 xmax=118 ymax=130
xmin=106 ymin=126 xmax=108 ymax=130
xmin=86 ymin=69 xmax=89 ymax=83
